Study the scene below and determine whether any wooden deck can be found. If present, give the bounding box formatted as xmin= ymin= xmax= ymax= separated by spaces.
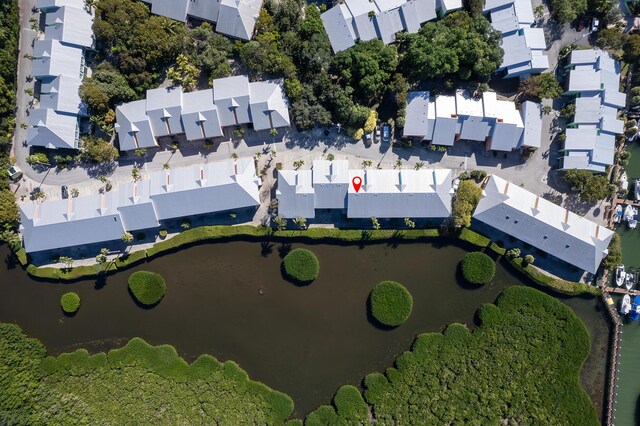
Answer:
xmin=601 ymin=289 xmax=623 ymax=426
xmin=603 ymin=286 xmax=640 ymax=295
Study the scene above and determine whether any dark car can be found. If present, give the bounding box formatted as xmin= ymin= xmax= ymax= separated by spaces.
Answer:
xmin=61 ymin=185 xmax=69 ymax=199
xmin=382 ymin=124 xmax=391 ymax=142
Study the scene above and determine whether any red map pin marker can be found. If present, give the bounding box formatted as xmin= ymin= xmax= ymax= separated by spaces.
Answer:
xmin=352 ymin=176 xmax=362 ymax=193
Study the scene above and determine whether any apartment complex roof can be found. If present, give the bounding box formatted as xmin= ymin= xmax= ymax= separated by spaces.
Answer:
xmin=321 ymin=0 xmax=444 ymax=53
xmin=20 ymin=158 xmax=260 ymax=252
xmin=484 ymin=0 xmax=548 ymax=79
xmin=116 ymin=78 xmax=290 ymax=150
xmin=277 ymin=160 xmax=452 ymax=219
xmin=27 ymin=108 xmax=79 ymax=149
xmin=32 ymin=39 xmax=83 ymax=79
xmin=39 ymin=75 xmax=86 ymax=116
xmin=44 ymin=6 xmax=94 ymax=48
xmin=140 ymin=0 xmax=262 ymax=41
xmin=561 ymin=49 xmax=626 ymax=172
xmin=473 ymin=175 xmax=613 ymax=273
xmin=403 ymin=90 xmax=541 ymax=151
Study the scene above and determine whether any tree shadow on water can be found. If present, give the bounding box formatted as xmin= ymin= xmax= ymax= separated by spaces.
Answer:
xmin=94 ymin=275 xmax=107 ymax=290
xmin=260 ymin=241 xmax=274 ymax=257
xmin=278 ymin=243 xmax=292 ymax=258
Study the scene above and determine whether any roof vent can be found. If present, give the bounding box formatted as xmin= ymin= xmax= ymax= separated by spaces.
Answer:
xmin=503 ymin=182 xmax=510 ymax=195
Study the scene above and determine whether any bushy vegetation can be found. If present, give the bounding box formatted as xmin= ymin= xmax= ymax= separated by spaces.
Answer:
xmin=370 ymin=281 xmax=413 ymax=327
xmin=0 ymin=1 xmax=19 ymax=237
xmin=282 ymin=248 xmax=320 ymax=283
xmin=360 ymin=286 xmax=596 ymax=424
xmin=0 ymin=324 xmax=293 ymax=424
xmin=128 ymin=271 xmax=166 ymax=306
xmin=507 ymin=256 xmax=600 ymax=296
xmin=460 ymin=252 xmax=496 ymax=285
xmin=548 ymin=0 xmax=587 ymax=23
xmin=603 ymin=233 xmax=622 ymax=270
xmin=60 ymin=292 xmax=80 ymax=314
xmin=564 ymin=169 xmax=614 ymax=202
xmin=519 ymin=73 xmax=562 ymax=101
xmin=452 ymin=180 xmax=482 ymax=228
xmin=458 ymin=228 xmax=490 ymax=247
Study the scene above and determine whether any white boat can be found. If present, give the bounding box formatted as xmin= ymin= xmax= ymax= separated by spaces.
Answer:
xmin=621 ymin=294 xmax=632 ymax=315
xmin=620 ymin=171 xmax=629 ymax=192
xmin=626 ymin=271 xmax=634 ymax=290
xmin=636 ymin=179 xmax=640 ymax=201
xmin=624 ymin=204 xmax=636 ymax=227
xmin=614 ymin=204 xmax=623 ymax=223
xmin=631 ymin=207 xmax=639 ymax=229
xmin=616 ymin=265 xmax=626 ymax=287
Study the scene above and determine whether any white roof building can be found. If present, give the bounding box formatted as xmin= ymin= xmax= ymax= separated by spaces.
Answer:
xmin=561 ymin=49 xmax=626 ymax=172
xmin=473 ymin=175 xmax=614 ymax=274
xmin=149 ymin=158 xmax=260 ymax=220
xmin=403 ymin=90 xmax=541 ymax=151
xmin=347 ymin=169 xmax=453 ymax=218
xmin=115 ymin=77 xmax=290 ymax=151
xmin=19 ymin=158 xmax=260 ymax=252
xmin=27 ymin=108 xmax=79 ymax=149
xmin=44 ymin=6 xmax=94 ymax=49
xmin=321 ymin=0 xmax=447 ymax=53
xmin=115 ymin=100 xmax=157 ymax=151
xmin=139 ymin=0 xmax=262 ymax=41
xmin=20 ymin=193 xmax=125 ymax=253
xmin=276 ymin=160 xmax=452 ymax=219
xmin=181 ymin=89 xmax=223 ymax=140
xmin=484 ymin=0 xmax=548 ymax=79
xmin=30 ymin=2 xmax=92 ymax=150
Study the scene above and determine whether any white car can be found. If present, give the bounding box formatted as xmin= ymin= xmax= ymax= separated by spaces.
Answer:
xmin=7 ymin=165 xmax=22 ymax=181
xmin=591 ymin=18 xmax=599 ymax=33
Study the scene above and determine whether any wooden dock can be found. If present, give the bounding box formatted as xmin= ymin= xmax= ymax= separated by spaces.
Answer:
xmin=601 ymin=289 xmax=623 ymax=426
xmin=603 ymin=286 xmax=640 ymax=296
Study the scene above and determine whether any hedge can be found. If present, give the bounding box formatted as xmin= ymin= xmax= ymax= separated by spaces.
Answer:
xmin=458 ymin=228 xmax=491 ymax=248
xmin=128 ymin=271 xmax=166 ymax=306
xmin=60 ymin=292 xmax=80 ymax=314
xmin=282 ymin=248 xmax=320 ymax=283
xmin=489 ymin=242 xmax=506 ymax=256
xmin=370 ymin=281 xmax=413 ymax=326
xmin=507 ymin=257 xmax=600 ymax=296
xmin=460 ymin=252 xmax=496 ymax=285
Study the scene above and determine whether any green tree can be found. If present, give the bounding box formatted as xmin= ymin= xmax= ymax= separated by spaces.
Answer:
xmin=519 ymin=73 xmax=562 ymax=100
xmin=371 ymin=217 xmax=381 ymax=230
xmin=81 ymin=137 xmax=119 ymax=163
xmin=452 ymin=180 xmax=482 ymax=228
xmin=596 ymin=28 xmax=626 ymax=50
xmin=564 ymin=169 xmax=614 ymax=202
xmin=167 ymin=54 xmax=199 ymax=92
xmin=95 ymin=248 xmax=109 ymax=265
xmin=404 ymin=217 xmax=416 ymax=228
xmin=121 ymin=232 xmax=133 ymax=243
xmin=0 ymin=189 xmax=18 ymax=231
xmin=523 ymin=254 xmax=535 ymax=266
xmin=184 ymin=23 xmax=232 ymax=80
xmin=624 ymin=34 xmax=640 ymax=64
xmin=548 ymin=0 xmax=587 ymax=23
xmin=603 ymin=233 xmax=622 ymax=269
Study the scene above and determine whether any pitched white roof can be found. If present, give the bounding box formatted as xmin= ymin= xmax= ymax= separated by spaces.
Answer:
xmin=20 ymin=194 xmax=125 ymax=253
xmin=115 ymin=100 xmax=157 ymax=151
xmin=146 ymin=86 xmax=184 ymax=137
xmin=39 ymin=75 xmax=85 ymax=116
xmin=312 ymin=160 xmax=349 ymax=209
xmin=216 ymin=0 xmax=263 ymax=40
xmin=213 ymin=76 xmax=252 ymax=126
xmin=321 ymin=0 xmax=438 ymax=53
xmin=181 ymin=89 xmax=223 ymax=140
xmin=38 ymin=0 xmax=86 ymax=11
xmin=27 ymin=108 xmax=79 ymax=149
xmin=474 ymin=175 xmax=613 ymax=273
xmin=521 ymin=101 xmax=541 ymax=148
xmin=32 ymin=39 xmax=83 ymax=79
xmin=276 ymin=170 xmax=315 ymax=218
xmin=115 ymin=181 xmax=159 ymax=231
xmin=44 ymin=6 xmax=94 ymax=48
xmin=150 ymin=0 xmax=189 ymax=21
xmin=149 ymin=158 xmax=260 ymax=220
xmin=249 ymin=79 xmax=291 ymax=131
xmin=404 ymin=90 xmax=536 ymax=151
xmin=347 ymin=169 xmax=452 ymax=218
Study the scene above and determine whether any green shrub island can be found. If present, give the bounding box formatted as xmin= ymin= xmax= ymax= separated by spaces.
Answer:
xmin=460 ymin=251 xmax=496 ymax=285
xmin=282 ymin=248 xmax=320 ymax=283
xmin=60 ymin=292 xmax=80 ymax=314
xmin=0 ymin=324 xmax=293 ymax=424
xmin=307 ymin=286 xmax=597 ymax=425
xmin=370 ymin=281 xmax=414 ymax=326
xmin=128 ymin=271 xmax=166 ymax=306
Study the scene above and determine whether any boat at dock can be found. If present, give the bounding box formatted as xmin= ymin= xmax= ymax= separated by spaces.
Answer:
xmin=630 ymin=296 xmax=640 ymax=321
xmin=616 ymin=265 xmax=627 ymax=287
xmin=621 ymin=294 xmax=632 ymax=315
xmin=614 ymin=204 xmax=623 ymax=223
xmin=627 ymin=271 xmax=635 ymax=290
xmin=636 ymin=179 xmax=640 ymax=201
xmin=624 ymin=204 xmax=638 ymax=229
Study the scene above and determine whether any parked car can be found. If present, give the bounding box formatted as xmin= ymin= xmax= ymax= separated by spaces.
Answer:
xmin=590 ymin=17 xmax=599 ymax=33
xmin=61 ymin=185 xmax=69 ymax=199
xmin=374 ymin=127 xmax=381 ymax=143
xmin=7 ymin=165 xmax=22 ymax=181
xmin=382 ymin=124 xmax=391 ymax=142
xmin=364 ymin=132 xmax=372 ymax=145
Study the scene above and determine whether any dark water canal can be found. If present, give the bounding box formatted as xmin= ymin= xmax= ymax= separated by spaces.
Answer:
xmin=0 ymin=240 xmax=610 ymax=418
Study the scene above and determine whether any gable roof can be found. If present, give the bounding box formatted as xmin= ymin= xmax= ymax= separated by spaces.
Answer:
xmin=216 ymin=0 xmax=262 ymax=40
xmin=44 ymin=6 xmax=94 ymax=48
xmin=473 ymin=175 xmax=613 ymax=273
xmin=27 ymin=108 xmax=79 ymax=149
xmin=276 ymin=170 xmax=316 ymax=218
xmin=32 ymin=39 xmax=83 ymax=79
xmin=249 ymin=79 xmax=291 ymax=131
xmin=39 ymin=75 xmax=86 ymax=116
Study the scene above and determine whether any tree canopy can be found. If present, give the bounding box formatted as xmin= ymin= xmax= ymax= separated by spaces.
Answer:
xmin=452 ymin=180 xmax=482 ymax=228
xmin=519 ymin=73 xmax=562 ymax=100
xmin=564 ymin=169 xmax=614 ymax=202
xmin=398 ymin=12 xmax=503 ymax=82
xmin=548 ymin=0 xmax=587 ymax=23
